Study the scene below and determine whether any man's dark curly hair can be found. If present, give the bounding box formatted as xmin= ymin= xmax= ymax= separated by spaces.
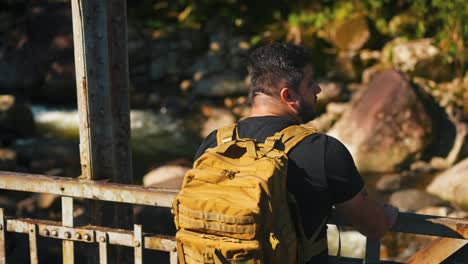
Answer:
xmin=247 ymin=42 xmax=311 ymax=100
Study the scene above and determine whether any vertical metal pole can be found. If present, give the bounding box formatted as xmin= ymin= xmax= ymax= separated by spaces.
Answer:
xmin=96 ymin=231 xmax=109 ymax=264
xmin=0 ymin=209 xmax=5 ymax=264
xmin=170 ymin=249 xmax=178 ymax=264
xmin=365 ymin=239 xmax=380 ymax=264
xmin=71 ymin=0 xmax=133 ymax=262
xmin=134 ymin=225 xmax=143 ymax=264
xmin=28 ymin=224 xmax=38 ymax=264
xmin=62 ymin=197 xmax=75 ymax=264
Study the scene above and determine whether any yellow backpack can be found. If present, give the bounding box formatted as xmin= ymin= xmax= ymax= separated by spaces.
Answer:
xmin=172 ymin=124 xmax=327 ymax=264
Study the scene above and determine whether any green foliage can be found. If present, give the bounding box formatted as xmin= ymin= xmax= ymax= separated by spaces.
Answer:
xmin=127 ymin=0 xmax=467 ymax=76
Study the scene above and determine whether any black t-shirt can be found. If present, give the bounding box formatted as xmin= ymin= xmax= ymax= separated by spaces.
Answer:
xmin=195 ymin=116 xmax=364 ymax=263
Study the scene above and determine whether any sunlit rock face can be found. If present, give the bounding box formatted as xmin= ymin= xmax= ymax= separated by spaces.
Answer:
xmin=427 ymin=158 xmax=468 ymax=211
xmin=328 ymin=70 xmax=432 ymax=173
xmin=143 ymin=164 xmax=189 ymax=189
xmin=381 ymin=38 xmax=453 ymax=82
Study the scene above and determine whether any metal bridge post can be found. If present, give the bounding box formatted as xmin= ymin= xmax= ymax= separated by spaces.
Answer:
xmin=62 ymin=197 xmax=75 ymax=264
xmin=364 ymin=238 xmax=380 ymax=264
xmin=0 ymin=209 xmax=5 ymax=264
xmin=71 ymin=0 xmax=132 ymax=262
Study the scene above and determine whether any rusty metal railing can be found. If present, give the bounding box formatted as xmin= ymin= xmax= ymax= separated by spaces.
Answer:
xmin=1 ymin=171 xmax=468 ymax=263
xmin=0 ymin=171 xmax=178 ymax=264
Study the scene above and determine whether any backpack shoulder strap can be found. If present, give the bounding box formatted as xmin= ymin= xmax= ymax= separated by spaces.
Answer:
xmin=264 ymin=124 xmax=317 ymax=154
xmin=216 ymin=124 xmax=237 ymax=145
xmin=282 ymin=124 xmax=317 ymax=153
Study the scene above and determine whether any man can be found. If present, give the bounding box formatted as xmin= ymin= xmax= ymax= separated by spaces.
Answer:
xmin=195 ymin=42 xmax=398 ymax=263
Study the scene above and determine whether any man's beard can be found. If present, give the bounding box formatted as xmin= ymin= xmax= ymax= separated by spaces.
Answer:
xmin=297 ymin=98 xmax=316 ymax=123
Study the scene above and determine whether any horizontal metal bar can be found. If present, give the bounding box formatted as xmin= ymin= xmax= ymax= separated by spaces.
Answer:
xmin=392 ymin=213 xmax=468 ymax=239
xmin=7 ymin=218 xmax=96 ymax=243
xmin=330 ymin=212 xmax=468 ymax=239
xmin=328 ymin=256 xmax=402 ymax=264
xmin=407 ymin=237 xmax=468 ymax=264
xmin=0 ymin=171 xmax=178 ymax=207
xmin=4 ymin=217 xmax=176 ymax=252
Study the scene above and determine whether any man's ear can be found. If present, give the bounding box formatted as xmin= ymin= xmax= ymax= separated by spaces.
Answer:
xmin=279 ymin=87 xmax=299 ymax=106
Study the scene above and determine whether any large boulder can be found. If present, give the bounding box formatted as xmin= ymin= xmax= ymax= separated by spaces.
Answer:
xmin=426 ymin=158 xmax=468 ymax=211
xmin=143 ymin=164 xmax=189 ymax=189
xmin=389 ymin=189 xmax=445 ymax=212
xmin=200 ymin=106 xmax=236 ymax=138
xmin=315 ymin=81 xmax=344 ymax=112
xmin=381 ymin=38 xmax=453 ymax=81
xmin=192 ymin=72 xmax=249 ymax=97
xmin=328 ymin=70 xmax=432 ymax=173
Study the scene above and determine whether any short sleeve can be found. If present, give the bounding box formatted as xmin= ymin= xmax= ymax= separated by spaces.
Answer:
xmin=325 ymin=136 xmax=364 ymax=204
xmin=194 ymin=129 xmax=218 ymax=160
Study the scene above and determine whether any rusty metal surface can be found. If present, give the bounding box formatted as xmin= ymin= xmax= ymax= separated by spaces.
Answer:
xmin=170 ymin=251 xmax=178 ymax=264
xmin=134 ymin=225 xmax=143 ymax=264
xmin=71 ymin=0 xmax=90 ymax=179
xmin=7 ymin=218 xmax=96 ymax=243
xmin=28 ymin=223 xmax=38 ymax=264
xmin=107 ymin=0 xmax=132 ymax=186
xmin=0 ymin=209 xmax=5 ymax=264
xmin=5 ymin=217 xmax=176 ymax=250
xmin=71 ymin=0 xmax=133 ymax=259
xmin=407 ymin=237 xmax=468 ymax=264
xmin=62 ymin=197 xmax=75 ymax=264
xmin=428 ymin=217 xmax=468 ymax=239
xmin=0 ymin=171 xmax=178 ymax=207
xmin=331 ymin=211 xmax=468 ymax=239
xmin=96 ymin=231 xmax=108 ymax=264
xmin=144 ymin=235 xmax=177 ymax=252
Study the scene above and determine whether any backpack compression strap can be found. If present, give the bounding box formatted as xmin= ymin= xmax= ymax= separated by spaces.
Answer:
xmin=263 ymin=124 xmax=317 ymax=154
xmin=216 ymin=124 xmax=237 ymax=145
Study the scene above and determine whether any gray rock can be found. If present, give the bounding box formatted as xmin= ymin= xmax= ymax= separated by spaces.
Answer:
xmin=389 ymin=189 xmax=445 ymax=212
xmin=328 ymin=70 xmax=432 ymax=173
xmin=200 ymin=107 xmax=236 ymax=138
xmin=381 ymin=38 xmax=453 ymax=81
xmin=193 ymin=72 xmax=249 ymax=97
xmin=426 ymin=158 xmax=468 ymax=211
xmin=143 ymin=165 xmax=190 ymax=189
xmin=0 ymin=148 xmax=17 ymax=171
xmin=376 ymin=173 xmax=403 ymax=192
xmin=316 ymin=81 xmax=344 ymax=111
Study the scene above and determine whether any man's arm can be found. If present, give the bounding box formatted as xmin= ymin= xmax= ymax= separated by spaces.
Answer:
xmin=334 ymin=188 xmax=399 ymax=239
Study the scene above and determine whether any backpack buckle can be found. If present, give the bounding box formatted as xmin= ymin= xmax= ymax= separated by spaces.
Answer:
xmin=269 ymin=233 xmax=280 ymax=250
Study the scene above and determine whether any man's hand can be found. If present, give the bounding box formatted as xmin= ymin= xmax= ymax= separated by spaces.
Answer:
xmin=334 ymin=188 xmax=399 ymax=239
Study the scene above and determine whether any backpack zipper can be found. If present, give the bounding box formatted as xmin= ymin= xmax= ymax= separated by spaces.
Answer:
xmin=188 ymin=168 xmax=271 ymax=197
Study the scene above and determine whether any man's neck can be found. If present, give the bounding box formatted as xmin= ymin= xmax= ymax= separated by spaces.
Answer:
xmin=250 ymin=94 xmax=300 ymax=122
